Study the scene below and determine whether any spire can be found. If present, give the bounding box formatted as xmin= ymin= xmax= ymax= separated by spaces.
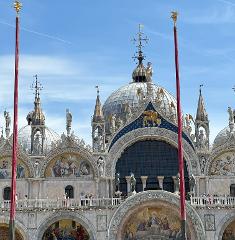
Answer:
xmin=93 ymin=86 xmax=104 ymax=122
xmin=27 ymin=75 xmax=45 ymax=126
xmin=196 ymin=85 xmax=208 ymax=122
xmin=132 ymin=24 xmax=149 ymax=83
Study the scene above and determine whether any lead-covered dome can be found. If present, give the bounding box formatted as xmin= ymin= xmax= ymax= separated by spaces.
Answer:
xmin=18 ymin=125 xmax=60 ymax=154
xmin=103 ymin=82 xmax=177 ymax=125
xmin=212 ymin=125 xmax=235 ymax=151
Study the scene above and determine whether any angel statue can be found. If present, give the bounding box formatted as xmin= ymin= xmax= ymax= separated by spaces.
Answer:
xmin=146 ymin=62 xmax=153 ymax=81
xmin=4 ymin=111 xmax=11 ymax=138
xmin=66 ymin=109 xmax=72 ymax=136
xmin=228 ymin=107 xmax=234 ymax=124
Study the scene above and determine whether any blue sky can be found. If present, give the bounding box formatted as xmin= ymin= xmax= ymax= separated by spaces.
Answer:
xmin=0 ymin=0 xmax=235 ymax=145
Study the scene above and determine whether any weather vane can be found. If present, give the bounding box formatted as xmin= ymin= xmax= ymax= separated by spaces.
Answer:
xmin=132 ymin=24 xmax=149 ymax=64
xmin=171 ymin=11 xmax=178 ymax=26
xmin=14 ymin=1 xmax=22 ymax=14
xmin=31 ymin=74 xmax=43 ymax=99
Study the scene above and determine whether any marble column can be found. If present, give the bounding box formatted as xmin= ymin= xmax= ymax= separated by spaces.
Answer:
xmin=173 ymin=176 xmax=179 ymax=193
xmin=158 ymin=176 xmax=164 ymax=190
xmin=110 ymin=177 xmax=115 ymax=197
xmin=140 ymin=176 xmax=148 ymax=191
xmin=125 ymin=176 xmax=131 ymax=195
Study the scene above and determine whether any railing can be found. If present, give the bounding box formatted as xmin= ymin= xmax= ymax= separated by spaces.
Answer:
xmin=191 ymin=196 xmax=235 ymax=207
xmin=0 ymin=197 xmax=122 ymax=210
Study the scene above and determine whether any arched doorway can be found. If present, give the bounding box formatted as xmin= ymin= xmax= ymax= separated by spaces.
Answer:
xmin=65 ymin=185 xmax=74 ymax=199
xmin=42 ymin=219 xmax=90 ymax=240
xmin=222 ymin=220 xmax=235 ymax=239
xmin=0 ymin=224 xmax=24 ymax=240
xmin=230 ymin=184 xmax=235 ymax=197
xmin=3 ymin=187 xmax=11 ymax=200
xmin=115 ymin=140 xmax=189 ymax=195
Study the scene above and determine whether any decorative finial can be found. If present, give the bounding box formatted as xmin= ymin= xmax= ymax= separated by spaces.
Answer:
xmin=31 ymin=75 xmax=43 ymax=100
xmin=95 ymin=85 xmax=100 ymax=96
xmin=171 ymin=11 xmax=178 ymax=26
xmin=199 ymin=84 xmax=203 ymax=95
xmin=132 ymin=24 xmax=149 ymax=64
xmin=14 ymin=1 xmax=22 ymax=14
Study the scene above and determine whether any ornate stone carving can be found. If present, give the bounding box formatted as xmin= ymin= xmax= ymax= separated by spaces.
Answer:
xmin=208 ymin=152 xmax=235 ymax=176
xmin=204 ymin=214 xmax=215 ymax=231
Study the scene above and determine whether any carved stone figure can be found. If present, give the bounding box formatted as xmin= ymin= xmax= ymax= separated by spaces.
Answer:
xmin=199 ymin=156 xmax=206 ymax=174
xmin=33 ymin=134 xmax=42 ymax=155
xmin=137 ymin=88 xmax=145 ymax=102
xmin=198 ymin=129 xmax=207 ymax=149
xmin=4 ymin=110 xmax=11 ymax=129
xmin=80 ymin=162 xmax=90 ymax=176
xmin=185 ymin=114 xmax=193 ymax=134
xmin=115 ymin=172 xmax=120 ymax=192
xmin=228 ymin=107 xmax=234 ymax=124
xmin=97 ymin=157 xmax=105 ymax=177
xmin=130 ymin=172 xmax=136 ymax=193
xmin=66 ymin=109 xmax=72 ymax=136
xmin=146 ymin=62 xmax=153 ymax=81
xmin=115 ymin=117 xmax=123 ymax=129
xmin=35 ymin=161 xmax=40 ymax=178
xmin=110 ymin=114 xmax=116 ymax=133
xmin=189 ymin=174 xmax=196 ymax=193
xmin=4 ymin=111 xmax=11 ymax=138
xmin=124 ymin=103 xmax=132 ymax=121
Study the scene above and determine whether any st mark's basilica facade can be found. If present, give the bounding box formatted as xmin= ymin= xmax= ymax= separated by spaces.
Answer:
xmin=1 ymin=29 xmax=235 ymax=240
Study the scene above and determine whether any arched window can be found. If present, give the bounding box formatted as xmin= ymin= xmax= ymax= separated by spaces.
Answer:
xmin=65 ymin=185 xmax=74 ymax=199
xmin=230 ymin=184 xmax=235 ymax=197
xmin=3 ymin=187 xmax=11 ymax=200
xmin=116 ymin=140 xmax=190 ymax=195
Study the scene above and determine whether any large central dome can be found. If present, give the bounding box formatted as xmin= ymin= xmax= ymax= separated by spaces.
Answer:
xmin=103 ymin=82 xmax=177 ymax=128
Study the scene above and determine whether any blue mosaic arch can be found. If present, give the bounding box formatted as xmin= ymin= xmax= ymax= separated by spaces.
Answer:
xmin=108 ymin=102 xmax=195 ymax=151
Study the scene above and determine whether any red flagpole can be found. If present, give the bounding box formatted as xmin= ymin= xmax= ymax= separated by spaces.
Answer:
xmin=9 ymin=2 xmax=22 ymax=239
xmin=171 ymin=12 xmax=186 ymax=240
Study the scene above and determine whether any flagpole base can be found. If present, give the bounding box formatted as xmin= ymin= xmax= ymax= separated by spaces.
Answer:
xmin=181 ymin=219 xmax=187 ymax=240
xmin=9 ymin=219 xmax=15 ymax=240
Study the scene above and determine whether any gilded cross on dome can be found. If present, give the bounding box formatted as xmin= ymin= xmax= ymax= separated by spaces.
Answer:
xmin=14 ymin=1 xmax=22 ymax=14
xmin=31 ymin=75 xmax=43 ymax=100
xmin=132 ymin=24 xmax=149 ymax=64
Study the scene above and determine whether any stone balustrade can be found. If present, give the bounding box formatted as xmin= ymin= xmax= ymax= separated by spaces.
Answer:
xmin=191 ymin=196 xmax=235 ymax=207
xmin=0 ymin=197 xmax=122 ymax=210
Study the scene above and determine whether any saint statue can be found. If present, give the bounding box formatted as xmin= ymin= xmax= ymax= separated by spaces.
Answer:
xmin=189 ymin=174 xmax=196 ymax=193
xmin=4 ymin=110 xmax=11 ymax=129
xmin=130 ymin=172 xmax=136 ymax=193
xmin=115 ymin=172 xmax=120 ymax=192
xmin=124 ymin=103 xmax=132 ymax=121
xmin=228 ymin=107 xmax=234 ymax=124
xmin=66 ymin=109 xmax=72 ymax=136
xmin=97 ymin=157 xmax=105 ymax=177
xmin=110 ymin=114 xmax=116 ymax=133
xmin=146 ymin=62 xmax=153 ymax=81
xmin=198 ymin=129 xmax=207 ymax=149
xmin=33 ymin=134 xmax=42 ymax=155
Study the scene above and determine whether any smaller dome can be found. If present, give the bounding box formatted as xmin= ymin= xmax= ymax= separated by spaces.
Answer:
xmin=132 ymin=63 xmax=147 ymax=82
xmin=18 ymin=125 xmax=60 ymax=154
xmin=213 ymin=126 xmax=231 ymax=150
